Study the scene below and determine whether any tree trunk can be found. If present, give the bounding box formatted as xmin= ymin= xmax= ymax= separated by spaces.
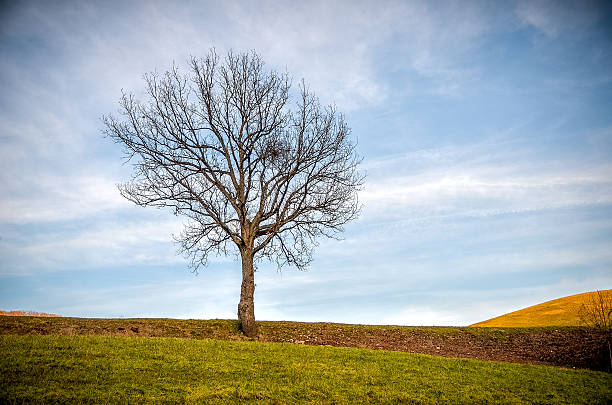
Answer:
xmin=238 ymin=248 xmax=257 ymax=337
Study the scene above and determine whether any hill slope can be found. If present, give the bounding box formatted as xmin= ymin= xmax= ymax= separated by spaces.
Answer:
xmin=471 ymin=289 xmax=612 ymax=328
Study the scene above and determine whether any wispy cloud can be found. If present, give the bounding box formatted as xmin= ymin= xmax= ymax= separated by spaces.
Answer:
xmin=0 ymin=174 xmax=126 ymax=224
xmin=361 ymin=135 xmax=612 ymax=222
xmin=515 ymin=0 xmax=602 ymax=37
xmin=0 ymin=216 xmax=183 ymax=276
xmin=36 ymin=275 xmax=242 ymax=319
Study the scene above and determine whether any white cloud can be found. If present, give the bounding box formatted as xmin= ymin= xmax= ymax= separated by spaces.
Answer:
xmin=48 ymin=276 xmax=241 ymax=319
xmin=515 ymin=0 xmax=601 ymax=37
xmin=0 ymin=216 xmax=184 ymax=275
xmin=441 ymin=245 xmax=612 ymax=278
xmin=0 ymin=173 xmax=127 ymax=224
xmin=394 ymin=1 xmax=492 ymax=96
xmin=217 ymin=1 xmax=392 ymax=109
xmin=380 ymin=305 xmax=463 ymax=326
xmin=360 ymin=138 xmax=612 ymax=222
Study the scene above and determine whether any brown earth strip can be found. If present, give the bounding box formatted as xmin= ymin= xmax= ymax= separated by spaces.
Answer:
xmin=1 ymin=316 xmax=609 ymax=372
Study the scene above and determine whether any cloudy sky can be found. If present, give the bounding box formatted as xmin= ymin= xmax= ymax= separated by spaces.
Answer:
xmin=1 ymin=0 xmax=611 ymax=325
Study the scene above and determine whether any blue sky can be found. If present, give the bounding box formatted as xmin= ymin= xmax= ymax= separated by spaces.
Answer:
xmin=1 ymin=0 xmax=611 ymax=325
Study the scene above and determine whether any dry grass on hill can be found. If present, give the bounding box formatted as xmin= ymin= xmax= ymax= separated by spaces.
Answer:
xmin=470 ymin=289 xmax=612 ymax=328
xmin=0 ymin=310 xmax=60 ymax=317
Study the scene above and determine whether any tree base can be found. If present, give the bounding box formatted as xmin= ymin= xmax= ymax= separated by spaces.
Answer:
xmin=239 ymin=318 xmax=258 ymax=338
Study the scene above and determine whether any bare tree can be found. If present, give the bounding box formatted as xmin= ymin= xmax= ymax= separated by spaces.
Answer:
xmin=103 ymin=50 xmax=363 ymax=337
xmin=577 ymin=290 xmax=612 ymax=370
xmin=578 ymin=290 xmax=612 ymax=330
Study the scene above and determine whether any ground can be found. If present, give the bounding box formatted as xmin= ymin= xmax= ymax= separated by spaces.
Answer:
xmin=0 ymin=316 xmax=609 ymax=372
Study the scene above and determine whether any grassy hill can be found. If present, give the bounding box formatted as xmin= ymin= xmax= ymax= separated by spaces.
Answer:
xmin=471 ymin=289 xmax=612 ymax=328
xmin=1 ymin=316 xmax=610 ymax=402
xmin=1 ymin=334 xmax=610 ymax=403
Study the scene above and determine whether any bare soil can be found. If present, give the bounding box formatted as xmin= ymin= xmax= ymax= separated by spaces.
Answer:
xmin=1 ymin=316 xmax=609 ymax=372
xmin=260 ymin=322 xmax=611 ymax=372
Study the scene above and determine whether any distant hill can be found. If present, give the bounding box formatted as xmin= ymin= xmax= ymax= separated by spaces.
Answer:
xmin=0 ymin=310 xmax=60 ymax=317
xmin=470 ymin=289 xmax=612 ymax=327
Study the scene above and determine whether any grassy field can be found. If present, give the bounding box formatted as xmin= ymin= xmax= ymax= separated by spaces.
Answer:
xmin=1 ymin=334 xmax=611 ymax=403
xmin=471 ymin=289 xmax=612 ymax=327
xmin=2 ymin=315 xmax=610 ymax=371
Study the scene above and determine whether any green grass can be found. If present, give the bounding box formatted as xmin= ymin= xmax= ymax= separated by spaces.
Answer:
xmin=1 ymin=335 xmax=610 ymax=403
